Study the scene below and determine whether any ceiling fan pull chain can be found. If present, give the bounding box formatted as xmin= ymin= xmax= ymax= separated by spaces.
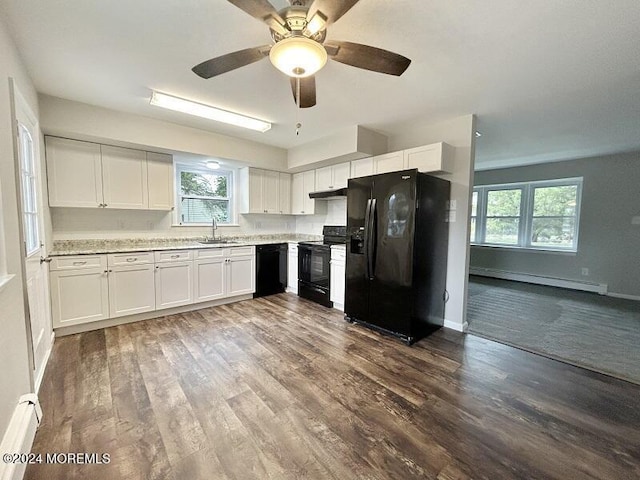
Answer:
xmin=296 ymin=77 xmax=302 ymax=135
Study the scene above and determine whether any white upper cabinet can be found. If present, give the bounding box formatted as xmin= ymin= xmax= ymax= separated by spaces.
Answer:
xmin=45 ymin=136 xmax=174 ymax=210
xmin=101 ymin=145 xmax=149 ymax=209
xmin=374 ymin=151 xmax=405 ymax=174
xmin=350 ymin=157 xmax=374 ymax=179
xmin=292 ymin=170 xmax=316 ymax=215
xmin=315 ymin=162 xmax=351 ymax=191
xmin=404 ymin=142 xmax=454 ymax=174
xmin=278 ymin=173 xmax=291 ymax=214
xmin=240 ymin=168 xmax=287 ymax=214
xmin=147 ymin=152 xmax=174 ymax=210
xmin=46 ymin=137 xmax=103 ymax=208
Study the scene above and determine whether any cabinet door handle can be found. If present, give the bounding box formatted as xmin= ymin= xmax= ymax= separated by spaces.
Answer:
xmin=73 ymin=261 xmax=87 ymax=265
xmin=126 ymin=257 xmax=137 ymax=262
xmin=103 ymin=270 xmax=108 ymax=274
xmin=170 ymin=254 xmax=180 ymax=259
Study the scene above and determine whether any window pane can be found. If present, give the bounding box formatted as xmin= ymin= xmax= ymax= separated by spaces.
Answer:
xmin=486 ymin=189 xmax=521 ymax=217
xmin=533 ymin=185 xmax=577 ymax=217
xmin=470 ymin=217 xmax=476 ymax=242
xmin=485 ymin=218 xmax=519 ymax=245
xmin=471 ymin=191 xmax=478 ymax=216
xmin=531 ymin=217 xmax=575 ymax=248
xmin=26 ymin=214 xmax=39 ymax=254
xmin=180 ymin=171 xmax=228 ymax=198
xmin=181 ymin=198 xmax=229 ymax=223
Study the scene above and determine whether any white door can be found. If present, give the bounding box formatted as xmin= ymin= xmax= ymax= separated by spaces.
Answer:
xmin=302 ymin=170 xmax=316 ymax=215
xmin=147 ymin=152 xmax=174 ymax=210
xmin=248 ymin=168 xmax=264 ymax=213
xmin=262 ymin=170 xmax=280 ymax=213
xmin=278 ymin=173 xmax=291 ymax=214
xmin=291 ymin=173 xmax=304 ymax=214
xmin=14 ymin=85 xmax=53 ymax=390
xmin=287 ymin=246 xmax=298 ymax=293
xmin=50 ymin=268 xmax=110 ymax=327
xmin=332 ymin=163 xmax=351 ymax=189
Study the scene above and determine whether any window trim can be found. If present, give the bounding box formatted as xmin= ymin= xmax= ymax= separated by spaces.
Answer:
xmin=174 ymin=163 xmax=236 ymax=226
xmin=471 ymin=177 xmax=583 ymax=252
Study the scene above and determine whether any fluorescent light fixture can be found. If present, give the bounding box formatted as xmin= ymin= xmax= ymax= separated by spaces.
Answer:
xmin=206 ymin=160 xmax=220 ymax=170
xmin=269 ymin=37 xmax=328 ymax=78
xmin=150 ymin=91 xmax=271 ymax=132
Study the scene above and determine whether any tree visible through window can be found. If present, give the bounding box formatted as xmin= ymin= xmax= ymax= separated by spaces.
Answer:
xmin=177 ymin=166 xmax=233 ymax=224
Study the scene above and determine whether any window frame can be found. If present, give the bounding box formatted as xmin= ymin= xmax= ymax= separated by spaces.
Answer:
xmin=174 ymin=163 xmax=236 ymax=226
xmin=18 ymin=123 xmax=40 ymax=256
xmin=471 ymin=177 xmax=583 ymax=252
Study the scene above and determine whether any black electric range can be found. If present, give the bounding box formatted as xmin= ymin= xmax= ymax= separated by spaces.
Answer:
xmin=297 ymin=226 xmax=346 ymax=307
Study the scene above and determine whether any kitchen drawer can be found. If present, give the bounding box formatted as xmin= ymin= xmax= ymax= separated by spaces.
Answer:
xmin=108 ymin=251 xmax=154 ymax=266
xmin=194 ymin=248 xmax=224 ymax=259
xmin=50 ymin=255 xmax=107 ymax=271
xmin=288 ymin=243 xmax=298 ymax=254
xmin=226 ymin=246 xmax=255 ymax=257
xmin=154 ymin=250 xmax=193 ymax=263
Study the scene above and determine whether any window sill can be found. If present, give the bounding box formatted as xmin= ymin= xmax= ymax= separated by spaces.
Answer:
xmin=172 ymin=223 xmax=240 ymax=227
xmin=0 ymin=274 xmax=16 ymax=294
xmin=470 ymin=244 xmax=577 ymax=255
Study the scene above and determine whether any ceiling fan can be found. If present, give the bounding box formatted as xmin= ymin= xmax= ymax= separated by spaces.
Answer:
xmin=192 ymin=0 xmax=411 ymax=108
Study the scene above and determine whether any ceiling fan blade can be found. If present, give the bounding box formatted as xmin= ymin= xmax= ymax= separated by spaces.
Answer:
xmin=325 ymin=41 xmax=411 ymax=76
xmin=226 ymin=0 xmax=287 ymax=33
xmin=290 ymin=76 xmax=316 ymax=108
xmin=307 ymin=0 xmax=360 ymax=26
xmin=192 ymin=45 xmax=271 ymax=79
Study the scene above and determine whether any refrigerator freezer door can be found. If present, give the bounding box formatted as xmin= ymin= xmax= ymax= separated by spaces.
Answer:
xmin=368 ymin=170 xmax=417 ymax=334
xmin=345 ymin=176 xmax=373 ymax=323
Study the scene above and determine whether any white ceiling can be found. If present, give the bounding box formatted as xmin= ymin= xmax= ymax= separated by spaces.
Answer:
xmin=2 ymin=0 xmax=639 ymax=167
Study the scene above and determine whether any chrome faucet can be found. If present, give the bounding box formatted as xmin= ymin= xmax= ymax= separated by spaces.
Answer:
xmin=211 ymin=216 xmax=218 ymax=241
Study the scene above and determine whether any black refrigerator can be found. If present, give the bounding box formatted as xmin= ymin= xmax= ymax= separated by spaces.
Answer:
xmin=345 ymin=169 xmax=450 ymax=345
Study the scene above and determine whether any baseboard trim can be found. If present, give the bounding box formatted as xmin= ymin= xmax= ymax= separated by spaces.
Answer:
xmin=444 ymin=319 xmax=468 ymax=332
xmin=470 ymin=267 xmax=608 ymax=294
xmin=0 ymin=395 xmax=41 ymax=480
xmin=607 ymin=292 xmax=640 ymax=302
xmin=34 ymin=331 xmax=56 ymax=393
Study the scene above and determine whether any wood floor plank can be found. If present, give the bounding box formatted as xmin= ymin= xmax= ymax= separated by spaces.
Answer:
xmin=26 ymin=293 xmax=640 ymax=480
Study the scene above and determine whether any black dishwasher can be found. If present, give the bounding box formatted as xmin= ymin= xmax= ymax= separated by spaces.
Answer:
xmin=254 ymin=243 xmax=288 ymax=298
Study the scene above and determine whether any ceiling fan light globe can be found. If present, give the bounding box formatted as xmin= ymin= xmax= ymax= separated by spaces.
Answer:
xmin=269 ymin=37 xmax=327 ymax=78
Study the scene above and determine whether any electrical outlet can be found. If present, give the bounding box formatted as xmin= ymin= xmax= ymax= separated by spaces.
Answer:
xmin=581 ymin=268 xmax=589 ymax=276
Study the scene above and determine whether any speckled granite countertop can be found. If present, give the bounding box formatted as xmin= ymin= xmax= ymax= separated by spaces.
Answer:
xmin=50 ymin=234 xmax=322 ymax=256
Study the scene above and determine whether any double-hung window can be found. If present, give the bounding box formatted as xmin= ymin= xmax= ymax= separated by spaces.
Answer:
xmin=471 ymin=177 xmax=582 ymax=252
xmin=176 ymin=164 xmax=234 ymax=224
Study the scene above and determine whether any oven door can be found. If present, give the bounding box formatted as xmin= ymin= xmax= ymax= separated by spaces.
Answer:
xmin=298 ymin=245 xmax=330 ymax=289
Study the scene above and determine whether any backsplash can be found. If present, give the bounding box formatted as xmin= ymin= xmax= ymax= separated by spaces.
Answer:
xmin=51 ymin=199 xmax=347 ymax=240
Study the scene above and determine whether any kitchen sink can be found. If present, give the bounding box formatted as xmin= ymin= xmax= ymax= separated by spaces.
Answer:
xmin=198 ymin=239 xmax=239 ymax=245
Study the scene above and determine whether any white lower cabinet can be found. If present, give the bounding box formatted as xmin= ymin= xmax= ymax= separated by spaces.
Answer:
xmin=155 ymin=261 xmax=194 ymax=309
xmin=50 ymin=265 xmax=110 ymax=328
xmin=193 ymin=256 xmax=226 ymax=302
xmin=227 ymin=255 xmax=255 ymax=296
xmin=50 ymin=246 xmax=256 ymax=329
xmin=49 ymin=255 xmax=109 ymax=327
xmin=330 ymin=247 xmax=346 ymax=311
xmin=287 ymin=243 xmax=298 ymax=293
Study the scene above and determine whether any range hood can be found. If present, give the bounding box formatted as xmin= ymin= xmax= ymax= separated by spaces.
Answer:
xmin=309 ymin=187 xmax=348 ymax=200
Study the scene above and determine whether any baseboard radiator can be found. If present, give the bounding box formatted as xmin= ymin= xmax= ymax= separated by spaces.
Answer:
xmin=0 ymin=394 xmax=42 ymax=480
xmin=469 ymin=267 xmax=608 ymax=295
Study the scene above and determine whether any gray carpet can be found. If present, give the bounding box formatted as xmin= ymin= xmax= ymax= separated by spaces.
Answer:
xmin=467 ymin=275 xmax=640 ymax=385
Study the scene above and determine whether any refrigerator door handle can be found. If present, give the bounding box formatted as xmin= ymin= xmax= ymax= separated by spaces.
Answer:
xmin=368 ymin=198 xmax=377 ymax=279
xmin=363 ymin=198 xmax=372 ymax=279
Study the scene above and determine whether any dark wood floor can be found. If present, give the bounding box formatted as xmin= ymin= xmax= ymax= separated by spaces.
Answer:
xmin=27 ymin=294 xmax=640 ymax=480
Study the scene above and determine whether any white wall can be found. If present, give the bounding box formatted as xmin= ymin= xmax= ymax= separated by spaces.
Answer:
xmin=39 ymin=95 xmax=288 ymax=170
xmin=387 ymin=114 xmax=476 ymax=331
xmin=0 ymin=18 xmax=39 ymax=444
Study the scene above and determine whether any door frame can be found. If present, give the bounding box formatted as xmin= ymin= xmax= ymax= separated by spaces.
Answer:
xmin=9 ymin=79 xmax=54 ymax=392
